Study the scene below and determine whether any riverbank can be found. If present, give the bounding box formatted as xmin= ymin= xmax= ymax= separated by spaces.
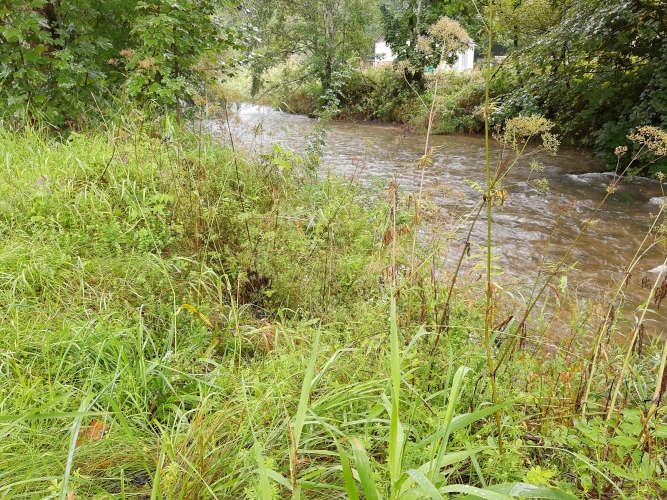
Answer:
xmin=241 ymin=66 xmax=487 ymax=136
xmin=227 ymin=65 xmax=667 ymax=176
xmin=1 ymin=116 xmax=666 ymax=499
xmin=226 ymin=104 xmax=666 ymax=299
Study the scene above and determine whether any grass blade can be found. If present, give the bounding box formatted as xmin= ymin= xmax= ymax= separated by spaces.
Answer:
xmin=350 ymin=437 xmax=383 ymax=500
xmin=265 ymin=468 xmax=292 ymax=491
xmin=0 ymin=411 xmax=104 ymax=423
xmin=429 ymin=366 xmax=472 ymax=481
xmin=416 ymin=448 xmax=488 ymax=476
xmin=440 ymin=484 xmax=513 ymax=500
xmin=254 ymin=441 xmax=274 ymax=500
xmin=335 ymin=439 xmax=360 ymax=500
xmin=416 ymin=403 xmax=512 ymax=449
xmin=59 ymin=396 xmax=91 ymax=500
xmin=293 ymin=329 xmax=320 ymax=446
xmin=405 ymin=469 xmax=445 ymax=500
xmin=150 ymin=441 xmax=166 ymax=500
xmin=474 ymin=483 xmax=578 ymax=500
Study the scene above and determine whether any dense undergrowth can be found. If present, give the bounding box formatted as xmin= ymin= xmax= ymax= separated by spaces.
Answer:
xmin=225 ymin=66 xmax=486 ymax=136
xmin=0 ymin=107 xmax=666 ymax=500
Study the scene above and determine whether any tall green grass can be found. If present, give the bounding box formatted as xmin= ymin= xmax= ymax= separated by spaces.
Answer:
xmin=0 ymin=104 xmax=665 ymax=500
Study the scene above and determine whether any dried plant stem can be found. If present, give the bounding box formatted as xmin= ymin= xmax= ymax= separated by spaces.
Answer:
xmin=580 ymin=202 xmax=666 ymax=415
xmin=647 ymin=335 xmax=667 ymax=421
xmin=621 ymin=334 xmax=667 ymax=461
xmin=605 ymin=254 xmax=667 ymax=422
xmin=224 ymin=107 xmax=253 ymax=248
xmin=432 ymin=200 xmax=485 ymax=354
xmin=482 ymin=4 xmax=503 ymax=455
xmin=494 ymin=161 xmax=637 ymax=375
xmin=407 ymin=71 xmax=440 ymax=327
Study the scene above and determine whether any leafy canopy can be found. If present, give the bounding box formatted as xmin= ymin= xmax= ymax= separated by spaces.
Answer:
xmin=0 ymin=0 xmax=241 ymax=126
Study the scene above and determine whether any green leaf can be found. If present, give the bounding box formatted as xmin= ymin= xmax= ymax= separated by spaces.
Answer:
xmin=0 ymin=410 xmax=104 ymax=423
xmin=524 ymin=466 xmax=557 ymax=486
xmin=271 ymin=157 xmax=291 ymax=172
xmin=335 ymin=440 xmax=359 ymax=500
xmin=416 ymin=447 xmax=489 ymax=476
xmin=427 ymin=366 xmax=473 ymax=480
xmin=415 ymin=403 xmax=512 ymax=449
xmin=2 ymin=27 xmax=23 ymax=42
xmin=404 ymin=469 xmax=445 ymax=500
xmin=479 ymin=483 xmax=579 ymax=500
xmin=254 ymin=441 xmax=273 ymax=500
xmin=350 ymin=437 xmax=383 ymax=500
xmin=440 ymin=484 xmax=514 ymax=499
xmin=293 ymin=329 xmax=320 ymax=446
xmin=264 ymin=469 xmax=292 ymax=491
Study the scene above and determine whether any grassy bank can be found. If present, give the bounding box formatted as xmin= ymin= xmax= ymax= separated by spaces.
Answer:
xmin=1 ymin=109 xmax=666 ymax=499
xmin=223 ymin=66 xmax=486 ymax=135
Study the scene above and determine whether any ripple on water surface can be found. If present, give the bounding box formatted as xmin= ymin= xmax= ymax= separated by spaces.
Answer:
xmin=227 ymin=105 xmax=667 ymax=303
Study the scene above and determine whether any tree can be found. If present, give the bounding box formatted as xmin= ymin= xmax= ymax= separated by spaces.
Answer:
xmin=0 ymin=0 xmax=240 ymax=126
xmin=491 ymin=0 xmax=571 ymax=49
xmin=243 ymin=0 xmax=379 ymax=100
xmin=495 ymin=0 xmax=667 ymax=171
xmin=379 ymin=0 xmax=480 ymax=86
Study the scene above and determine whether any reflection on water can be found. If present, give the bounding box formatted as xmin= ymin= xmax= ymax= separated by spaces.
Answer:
xmin=212 ymin=104 xmax=667 ymax=307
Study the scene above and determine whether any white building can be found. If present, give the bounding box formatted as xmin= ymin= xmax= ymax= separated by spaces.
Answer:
xmin=374 ymin=38 xmax=395 ymax=67
xmin=438 ymin=42 xmax=475 ymax=71
xmin=374 ymin=38 xmax=475 ymax=71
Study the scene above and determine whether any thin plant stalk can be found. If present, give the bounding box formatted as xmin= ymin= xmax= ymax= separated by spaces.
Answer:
xmin=605 ymin=253 xmax=667 ymax=422
xmin=580 ymin=202 xmax=666 ymax=415
xmin=646 ymin=335 xmax=667 ymax=422
xmin=482 ymin=0 xmax=503 ymax=455
xmin=407 ymin=64 xmax=440 ymax=326
xmin=494 ymin=158 xmax=639 ymax=375
xmin=388 ymin=178 xmax=404 ymax=499
xmin=431 ymin=199 xmax=485 ymax=354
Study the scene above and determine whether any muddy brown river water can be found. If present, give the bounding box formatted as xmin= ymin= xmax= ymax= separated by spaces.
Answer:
xmin=217 ymin=105 xmax=667 ymax=317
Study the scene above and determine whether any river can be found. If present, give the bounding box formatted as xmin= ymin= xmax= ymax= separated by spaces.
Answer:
xmin=220 ymin=104 xmax=666 ymax=309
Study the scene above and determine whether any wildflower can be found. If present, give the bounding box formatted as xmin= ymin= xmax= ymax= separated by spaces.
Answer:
xmin=529 ymin=160 xmax=545 ymax=173
xmin=541 ymin=132 xmax=560 ymax=154
xmin=137 ymin=58 xmax=155 ymax=69
xmin=192 ymin=94 xmax=208 ymax=107
xmin=395 ymin=59 xmax=416 ymax=76
xmin=500 ymin=115 xmax=558 ymax=153
xmin=429 ymin=17 xmax=470 ymax=56
xmin=416 ymin=35 xmax=433 ymax=56
xmin=533 ymin=178 xmax=549 ymax=194
xmin=628 ymin=126 xmax=667 ymax=156
xmin=505 ymin=115 xmax=553 ymax=139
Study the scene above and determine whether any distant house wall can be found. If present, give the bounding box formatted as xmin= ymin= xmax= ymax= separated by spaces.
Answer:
xmin=437 ymin=43 xmax=475 ymax=71
xmin=374 ymin=39 xmax=395 ymax=67
xmin=374 ymin=38 xmax=475 ymax=71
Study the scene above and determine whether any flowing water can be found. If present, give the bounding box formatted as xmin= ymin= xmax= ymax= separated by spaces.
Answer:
xmin=218 ymin=104 xmax=667 ymax=308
